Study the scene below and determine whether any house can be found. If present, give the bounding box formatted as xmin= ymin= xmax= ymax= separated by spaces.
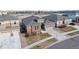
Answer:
xmin=42 ymin=13 xmax=68 ymax=28
xmin=74 ymin=12 xmax=79 ymax=23
xmin=21 ymin=15 xmax=41 ymax=34
xmin=75 ymin=16 xmax=79 ymax=23
xmin=61 ymin=15 xmax=72 ymax=25
xmin=0 ymin=15 xmax=19 ymax=30
xmin=42 ymin=14 xmax=57 ymax=28
xmin=62 ymin=12 xmax=76 ymax=21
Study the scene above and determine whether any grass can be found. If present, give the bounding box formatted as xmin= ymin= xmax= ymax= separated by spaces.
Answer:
xmin=27 ymin=36 xmax=38 ymax=44
xmin=39 ymin=33 xmax=51 ymax=39
xmin=59 ymin=26 xmax=76 ymax=32
xmin=26 ymin=33 xmax=51 ymax=45
xmin=31 ymin=38 xmax=57 ymax=49
xmin=67 ymin=31 xmax=79 ymax=36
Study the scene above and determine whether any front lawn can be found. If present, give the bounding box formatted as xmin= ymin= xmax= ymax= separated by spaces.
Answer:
xmin=27 ymin=36 xmax=38 ymax=44
xmin=31 ymin=38 xmax=57 ymax=49
xmin=67 ymin=31 xmax=79 ymax=36
xmin=39 ymin=33 xmax=51 ymax=39
xmin=59 ymin=26 xmax=76 ymax=32
xmin=26 ymin=33 xmax=51 ymax=45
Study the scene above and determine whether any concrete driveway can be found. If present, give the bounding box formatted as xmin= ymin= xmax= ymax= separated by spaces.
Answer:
xmin=46 ymin=27 xmax=68 ymax=41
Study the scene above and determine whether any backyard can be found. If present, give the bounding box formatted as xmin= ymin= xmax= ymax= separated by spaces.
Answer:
xmin=31 ymin=38 xmax=57 ymax=49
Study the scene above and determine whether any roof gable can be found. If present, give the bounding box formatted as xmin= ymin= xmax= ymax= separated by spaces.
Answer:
xmin=42 ymin=14 xmax=58 ymax=22
xmin=0 ymin=15 xmax=18 ymax=21
xmin=22 ymin=15 xmax=40 ymax=26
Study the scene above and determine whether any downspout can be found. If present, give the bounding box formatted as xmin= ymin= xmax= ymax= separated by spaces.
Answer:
xmin=55 ymin=15 xmax=58 ymax=28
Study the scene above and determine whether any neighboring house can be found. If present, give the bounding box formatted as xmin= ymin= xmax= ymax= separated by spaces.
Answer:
xmin=62 ymin=12 xmax=76 ymax=20
xmin=21 ymin=15 xmax=41 ymax=34
xmin=42 ymin=14 xmax=57 ymax=28
xmin=75 ymin=16 xmax=79 ymax=23
xmin=61 ymin=15 xmax=72 ymax=25
xmin=0 ymin=15 xmax=19 ymax=30
xmin=42 ymin=13 xmax=68 ymax=28
xmin=62 ymin=13 xmax=76 ymax=24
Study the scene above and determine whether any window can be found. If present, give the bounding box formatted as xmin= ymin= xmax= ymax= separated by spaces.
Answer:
xmin=0 ymin=22 xmax=1 ymax=25
xmin=34 ymin=19 xmax=38 ymax=22
xmin=14 ymin=22 xmax=16 ymax=24
xmin=35 ymin=26 xmax=36 ymax=30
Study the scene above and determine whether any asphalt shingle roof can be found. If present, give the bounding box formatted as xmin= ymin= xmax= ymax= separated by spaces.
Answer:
xmin=22 ymin=15 xmax=40 ymax=26
xmin=0 ymin=15 xmax=18 ymax=21
xmin=42 ymin=14 xmax=58 ymax=22
xmin=43 ymin=14 xmax=65 ymax=22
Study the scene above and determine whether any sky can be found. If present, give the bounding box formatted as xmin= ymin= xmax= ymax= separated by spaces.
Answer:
xmin=0 ymin=0 xmax=79 ymax=11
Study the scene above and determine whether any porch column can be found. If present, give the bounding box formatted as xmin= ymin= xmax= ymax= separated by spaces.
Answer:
xmin=62 ymin=20 xmax=65 ymax=24
xmin=31 ymin=26 xmax=32 ymax=34
xmin=55 ymin=22 xmax=57 ymax=28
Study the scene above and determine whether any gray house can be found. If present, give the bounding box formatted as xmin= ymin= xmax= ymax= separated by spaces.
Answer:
xmin=21 ymin=15 xmax=41 ymax=34
xmin=42 ymin=13 xmax=67 ymax=28
xmin=62 ymin=12 xmax=76 ymax=21
xmin=0 ymin=15 xmax=19 ymax=30
xmin=75 ymin=16 xmax=79 ymax=23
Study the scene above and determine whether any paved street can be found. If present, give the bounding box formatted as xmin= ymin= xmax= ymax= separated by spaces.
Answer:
xmin=48 ymin=36 xmax=79 ymax=49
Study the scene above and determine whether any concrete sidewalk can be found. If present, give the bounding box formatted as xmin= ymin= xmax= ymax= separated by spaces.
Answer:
xmin=24 ymin=36 xmax=54 ymax=49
